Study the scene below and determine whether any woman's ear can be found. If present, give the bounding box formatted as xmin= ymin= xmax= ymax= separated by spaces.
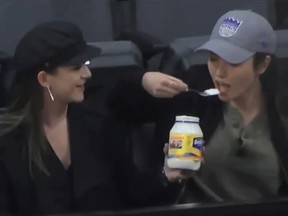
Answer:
xmin=257 ymin=55 xmax=271 ymax=76
xmin=37 ymin=71 xmax=49 ymax=87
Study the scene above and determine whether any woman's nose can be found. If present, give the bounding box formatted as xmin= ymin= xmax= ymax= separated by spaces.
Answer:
xmin=215 ymin=60 xmax=227 ymax=77
xmin=81 ymin=65 xmax=92 ymax=79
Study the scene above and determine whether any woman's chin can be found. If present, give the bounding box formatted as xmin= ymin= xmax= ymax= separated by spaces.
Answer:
xmin=218 ymin=93 xmax=231 ymax=102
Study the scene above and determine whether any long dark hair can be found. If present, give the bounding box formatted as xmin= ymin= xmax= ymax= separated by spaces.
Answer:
xmin=0 ymin=67 xmax=56 ymax=177
xmin=253 ymin=52 xmax=278 ymax=96
xmin=256 ymin=54 xmax=288 ymax=191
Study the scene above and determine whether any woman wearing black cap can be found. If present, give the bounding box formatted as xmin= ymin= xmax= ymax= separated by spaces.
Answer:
xmin=0 ymin=21 xmax=185 ymax=215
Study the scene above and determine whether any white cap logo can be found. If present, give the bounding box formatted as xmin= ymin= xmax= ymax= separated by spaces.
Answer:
xmin=219 ymin=17 xmax=242 ymax=37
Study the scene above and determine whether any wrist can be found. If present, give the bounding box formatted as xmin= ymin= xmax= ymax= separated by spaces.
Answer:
xmin=162 ymin=167 xmax=184 ymax=185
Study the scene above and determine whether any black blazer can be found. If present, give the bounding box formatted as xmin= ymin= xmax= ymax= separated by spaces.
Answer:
xmin=0 ymin=103 xmax=171 ymax=215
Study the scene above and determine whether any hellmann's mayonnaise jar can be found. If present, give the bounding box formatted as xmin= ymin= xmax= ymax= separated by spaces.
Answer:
xmin=167 ymin=115 xmax=204 ymax=171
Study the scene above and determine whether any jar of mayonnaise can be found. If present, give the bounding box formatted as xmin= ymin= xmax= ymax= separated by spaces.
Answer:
xmin=167 ymin=115 xmax=204 ymax=171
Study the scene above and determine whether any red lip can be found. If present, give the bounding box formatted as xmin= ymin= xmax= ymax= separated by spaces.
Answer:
xmin=215 ymin=80 xmax=230 ymax=95
xmin=215 ymin=80 xmax=230 ymax=87
xmin=76 ymin=85 xmax=85 ymax=90
xmin=76 ymin=83 xmax=85 ymax=87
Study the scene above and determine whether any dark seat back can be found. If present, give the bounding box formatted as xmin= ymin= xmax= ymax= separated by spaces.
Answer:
xmin=0 ymin=0 xmax=115 ymax=54
xmin=133 ymin=0 xmax=276 ymax=43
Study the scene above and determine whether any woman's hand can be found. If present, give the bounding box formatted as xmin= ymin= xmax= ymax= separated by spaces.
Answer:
xmin=142 ymin=72 xmax=188 ymax=98
xmin=162 ymin=144 xmax=194 ymax=182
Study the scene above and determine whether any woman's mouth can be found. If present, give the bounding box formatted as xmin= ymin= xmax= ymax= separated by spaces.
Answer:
xmin=215 ymin=81 xmax=230 ymax=94
xmin=76 ymin=84 xmax=85 ymax=90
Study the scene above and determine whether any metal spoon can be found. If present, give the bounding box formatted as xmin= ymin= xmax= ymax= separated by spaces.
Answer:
xmin=187 ymin=88 xmax=219 ymax=97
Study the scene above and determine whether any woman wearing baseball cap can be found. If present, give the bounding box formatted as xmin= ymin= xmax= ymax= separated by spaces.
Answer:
xmin=112 ymin=10 xmax=288 ymax=202
xmin=0 ymin=21 xmax=182 ymax=215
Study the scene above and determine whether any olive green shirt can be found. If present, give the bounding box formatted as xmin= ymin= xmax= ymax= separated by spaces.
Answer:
xmin=199 ymin=104 xmax=281 ymax=201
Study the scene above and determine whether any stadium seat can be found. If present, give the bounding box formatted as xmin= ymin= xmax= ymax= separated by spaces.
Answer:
xmin=0 ymin=0 xmax=115 ymax=54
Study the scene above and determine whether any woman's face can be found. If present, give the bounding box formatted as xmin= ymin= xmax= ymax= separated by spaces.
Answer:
xmin=46 ymin=64 xmax=92 ymax=103
xmin=207 ymin=53 xmax=264 ymax=102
